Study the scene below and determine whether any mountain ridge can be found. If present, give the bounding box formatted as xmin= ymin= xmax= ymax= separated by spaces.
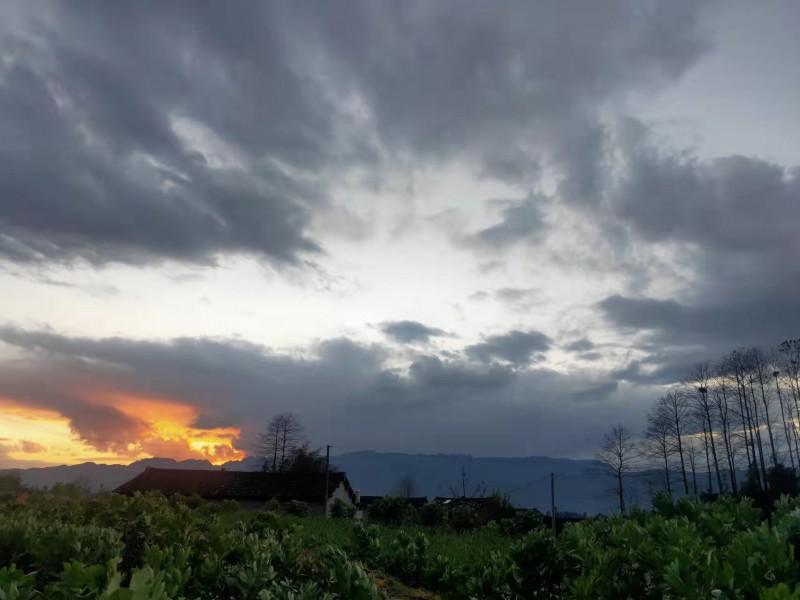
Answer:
xmin=4 ymin=451 xmax=654 ymax=514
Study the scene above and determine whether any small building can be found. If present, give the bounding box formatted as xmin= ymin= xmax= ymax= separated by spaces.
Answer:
xmin=434 ymin=496 xmax=513 ymax=524
xmin=114 ymin=467 xmax=359 ymax=514
xmin=359 ymin=495 xmax=428 ymax=512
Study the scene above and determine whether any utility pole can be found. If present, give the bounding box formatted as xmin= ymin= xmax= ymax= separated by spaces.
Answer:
xmin=324 ymin=445 xmax=331 ymax=517
xmin=550 ymin=472 xmax=556 ymax=537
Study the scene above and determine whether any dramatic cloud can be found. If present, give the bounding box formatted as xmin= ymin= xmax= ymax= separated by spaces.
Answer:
xmin=0 ymin=0 xmax=709 ymax=267
xmin=465 ymin=330 xmax=552 ymax=366
xmin=1 ymin=1 xmax=796 ymax=464
xmin=380 ymin=321 xmax=448 ymax=344
xmin=0 ymin=327 xmax=652 ymax=462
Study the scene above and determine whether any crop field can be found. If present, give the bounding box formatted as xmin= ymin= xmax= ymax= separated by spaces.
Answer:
xmin=3 ymin=489 xmax=800 ymax=599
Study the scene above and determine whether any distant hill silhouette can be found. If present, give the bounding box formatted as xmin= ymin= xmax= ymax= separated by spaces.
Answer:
xmin=3 ymin=451 xmax=711 ymax=514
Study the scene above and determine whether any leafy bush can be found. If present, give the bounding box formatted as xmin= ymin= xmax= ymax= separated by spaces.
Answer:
xmin=264 ymin=497 xmax=281 ymax=512
xmin=0 ymin=491 xmax=385 ymax=599
xmin=485 ymin=492 xmax=516 ymax=522
xmin=367 ymin=496 xmax=417 ymax=525
xmin=449 ymin=506 xmax=479 ymax=532
xmin=286 ymin=499 xmax=309 ymax=516
xmin=4 ymin=486 xmax=800 ymax=599
xmin=330 ymin=498 xmax=356 ymax=519
xmin=419 ymin=502 xmax=447 ymax=527
xmin=499 ymin=509 xmax=546 ymax=537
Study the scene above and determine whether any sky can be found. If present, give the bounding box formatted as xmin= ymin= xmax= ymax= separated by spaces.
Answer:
xmin=1 ymin=0 xmax=799 ymax=468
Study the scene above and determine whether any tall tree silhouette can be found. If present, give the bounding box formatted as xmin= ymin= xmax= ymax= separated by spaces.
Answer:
xmin=595 ymin=425 xmax=638 ymax=514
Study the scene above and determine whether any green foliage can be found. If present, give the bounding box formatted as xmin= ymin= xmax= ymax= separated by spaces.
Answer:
xmin=448 ymin=506 xmax=479 ymax=532
xmin=419 ymin=502 xmax=447 ymax=527
xmin=498 ymin=509 xmax=545 ymax=537
xmin=366 ymin=497 xmax=417 ymax=526
xmin=286 ymin=499 xmax=309 ymax=516
xmin=0 ymin=491 xmax=385 ymax=600
xmin=0 ymin=473 xmax=24 ymax=502
xmin=4 ymin=489 xmax=800 ymax=599
xmin=329 ymin=498 xmax=356 ymax=519
xmin=484 ymin=491 xmax=516 ymax=522
xmin=263 ymin=498 xmax=281 ymax=512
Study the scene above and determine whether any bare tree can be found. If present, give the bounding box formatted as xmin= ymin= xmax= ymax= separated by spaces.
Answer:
xmin=256 ymin=413 xmax=305 ymax=472
xmin=595 ymin=425 xmax=638 ymax=514
xmin=444 ymin=465 xmax=487 ymax=498
xmin=711 ymin=362 xmax=738 ymax=494
xmin=731 ymin=349 xmax=768 ymax=490
xmin=751 ymin=347 xmax=779 ymax=468
xmin=777 ymin=341 xmax=800 ymax=465
xmin=643 ymin=403 xmax=674 ymax=497
xmin=685 ymin=437 xmax=700 ymax=495
xmin=779 ymin=340 xmax=800 ymax=441
xmin=687 ymin=363 xmax=724 ymax=494
xmin=659 ymin=391 xmax=691 ymax=495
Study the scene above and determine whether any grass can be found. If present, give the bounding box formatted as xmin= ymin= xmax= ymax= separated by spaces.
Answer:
xmin=268 ymin=514 xmax=509 ymax=565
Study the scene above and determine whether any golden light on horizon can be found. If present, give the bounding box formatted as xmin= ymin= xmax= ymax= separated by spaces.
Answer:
xmin=0 ymin=394 xmax=245 ymax=468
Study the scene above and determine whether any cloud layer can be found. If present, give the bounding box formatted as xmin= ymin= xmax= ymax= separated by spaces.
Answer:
xmin=0 ymin=326 xmax=648 ymax=464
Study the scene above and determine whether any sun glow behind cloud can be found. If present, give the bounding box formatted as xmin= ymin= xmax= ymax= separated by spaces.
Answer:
xmin=0 ymin=396 xmax=244 ymax=468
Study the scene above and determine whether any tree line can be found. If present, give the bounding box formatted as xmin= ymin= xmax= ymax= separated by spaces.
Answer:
xmin=254 ymin=412 xmax=332 ymax=474
xmin=597 ymin=339 xmax=800 ymax=513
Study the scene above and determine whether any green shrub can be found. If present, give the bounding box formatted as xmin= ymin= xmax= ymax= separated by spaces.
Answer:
xmin=419 ymin=502 xmax=447 ymax=527
xmin=264 ymin=497 xmax=281 ymax=512
xmin=218 ymin=498 xmax=239 ymax=513
xmin=485 ymin=492 xmax=516 ymax=522
xmin=330 ymin=498 xmax=356 ymax=519
xmin=499 ymin=509 xmax=546 ymax=537
xmin=286 ymin=499 xmax=309 ymax=516
xmin=449 ymin=505 xmax=479 ymax=532
xmin=367 ymin=496 xmax=417 ymax=525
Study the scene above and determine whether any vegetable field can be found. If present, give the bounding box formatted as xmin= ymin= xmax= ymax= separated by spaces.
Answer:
xmin=4 ymin=490 xmax=800 ymax=599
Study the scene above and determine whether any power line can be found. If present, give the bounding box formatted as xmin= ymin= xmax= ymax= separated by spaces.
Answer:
xmin=506 ymin=474 xmax=550 ymax=495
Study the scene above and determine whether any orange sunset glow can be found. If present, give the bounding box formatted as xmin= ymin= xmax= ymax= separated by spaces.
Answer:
xmin=0 ymin=396 xmax=245 ymax=468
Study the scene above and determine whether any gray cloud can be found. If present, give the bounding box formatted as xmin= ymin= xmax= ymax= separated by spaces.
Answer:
xmin=0 ymin=326 xmax=651 ymax=460
xmin=567 ymin=116 xmax=800 ymax=380
xmin=571 ymin=381 xmax=619 ymax=402
xmin=564 ymin=338 xmax=595 ymax=353
xmin=465 ymin=330 xmax=552 ymax=366
xmin=0 ymin=0 xmax=710 ymax=267
xmin=598 ymin=294 xmax=800 ymax=355
xmin=380 ymin=321 xmax=448 ymax=344
xmin=464 ymin=196 xmax=548 ymax=250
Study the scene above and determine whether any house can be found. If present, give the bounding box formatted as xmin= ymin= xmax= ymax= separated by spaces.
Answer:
xmin=434 ymin=496 xmax=514 ymax=524
xmin=114 ymin=467 xmax=359 ymax=514
xmin=359 ymin=495 xmax=428 ymax=512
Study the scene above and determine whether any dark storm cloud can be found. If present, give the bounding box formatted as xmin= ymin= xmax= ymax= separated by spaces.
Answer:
xmin=598 ymin=289 xmax=800 ymax=350
xmin=610 ymin=120 xmax=800 ymax=256
xmin=0 ymin=326 xmax=652 ymax=458
xmin=465 ymin=330 xmax=552 ymax=366
xmin=380 ymin=321 xmax=448 ymax=344
xmin=0 ymin=0 xmax=709 ymax=267
xmin=576 ymin=118 xmax=800 ymax=377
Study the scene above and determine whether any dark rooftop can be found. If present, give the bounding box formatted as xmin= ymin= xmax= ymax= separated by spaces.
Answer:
xmin=114 ymin=467 xmax=356 ymax=504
